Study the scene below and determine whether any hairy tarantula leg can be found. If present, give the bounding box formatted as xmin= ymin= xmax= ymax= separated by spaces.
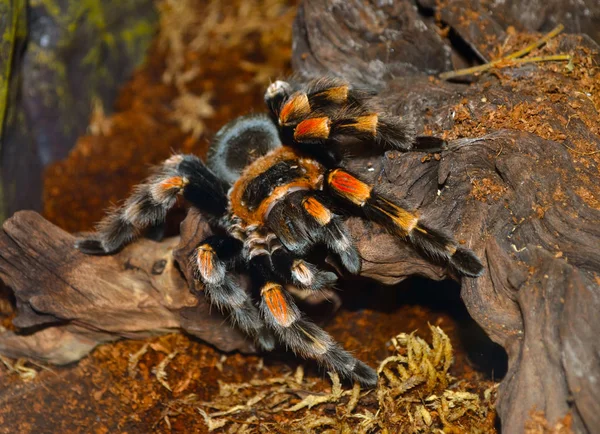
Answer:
xmin=267 ymin=79 xmax=415 ymax=160
xmin=413 ymin=136 xmax=448 ymax=153
xmin=192 ymin=235 xmax=275 ymax=351
xmin=76 ymin=154 xmax=228 ymax=255
xmin=270 ymin=249 xmax=338 ymax=291
xmin=326 ymin=168 xmax=484 ymax=277
xmin=266 ymin=191 xmax=362 ymax=274
xmin=264 ymin=80 xmax=295 ymax=116
xmin=291 ymin=110 xmax=415 ymax=157
xmin=300 ymin=194 xmax=362 ymax=274
xmin=257 ymin=280 xmax=377 ymax=387
xmin=266 ymin=77 xmax=375 ymax=124
xmin=248 ymin=254 xmax=376 ymax=386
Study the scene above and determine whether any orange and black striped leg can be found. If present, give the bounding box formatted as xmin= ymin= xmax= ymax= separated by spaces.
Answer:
xmin=266 ymin=191 xmax=361 ymax=274
xmin=268 ymin=79 xmax=416 ymax=164
xmin=250 ymin=256 xmax=377 ymax=387
xmin=299 ymin=193 xmax=362 ymax=274
xmin=271 ymin=249 xmax=338 ymax=291
xmin=272 ymin=80 xmax=445 ymax=155
xmin=319 ymin=216 xmax=362 ymax=274
xmin=260 ymin=289 xmax=378 ymax=387
xmin=289 ymin=109 xmax=416 ymax=162
xmin=326 ymin=168 xmax=484 ymax=277
xmin=260 ymin=282 xmax=377 ymax=387
xmin=192 ymin=235 xmax=275 ymax=351
xmin=76 ymin=154 xmax=228 ymax=255
xmin=266 ymin=77 xmax=375 ymax=125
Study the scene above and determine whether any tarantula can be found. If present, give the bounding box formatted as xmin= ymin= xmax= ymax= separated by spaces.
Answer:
xmin=76 ymin=77 xmax=484 ymax=387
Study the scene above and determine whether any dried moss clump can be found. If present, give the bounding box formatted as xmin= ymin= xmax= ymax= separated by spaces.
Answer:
xmin=193 ymin=325 xmax=497 ymax=433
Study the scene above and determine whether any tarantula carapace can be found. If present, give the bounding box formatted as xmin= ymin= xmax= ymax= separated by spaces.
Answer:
xmin=76 ymin=77 xmax=484 ymax=387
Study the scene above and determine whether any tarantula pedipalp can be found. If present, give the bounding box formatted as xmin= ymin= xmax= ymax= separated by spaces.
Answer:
xmin=76 ymin=77 xmax=484 ymax=387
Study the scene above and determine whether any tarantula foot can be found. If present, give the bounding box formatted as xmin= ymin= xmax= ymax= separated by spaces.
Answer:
xmin=352 ymin=360 xmax=379 ymax=388
xmin=74 ymin=237 xmax=110 ymax=255
xmin=264 ymin=80 xmax=294 ymax=114
xmin=413 ymin=136 xmax=448 ymax=152
xmin=290 ymin=259 xmax=338 ymax=290
xmin=321 ymin=342 xmax=378 ymax=387
xmin=450 ymin=247 xmax=484 ymax=277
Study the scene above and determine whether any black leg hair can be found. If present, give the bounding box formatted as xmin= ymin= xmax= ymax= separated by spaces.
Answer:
xmin=326 ymin=168 xmax=484 ymax=277
xmin=413 ymin=136 xmax=448 ymax=152
xmin=319 ymin=217 xmax=362 ymax=274
xmin=265 ymin=77 xmax=376 ymax=123
xmin=265 ymin=78 xmax=452 ymax=169
xmin=267 ymin=313 xmax=378 ymax=387
xmin=270 ymin=248 xmax=338 ymax=291
xmin=249 ymin=255 xmax=377 ymax=387
xmin=264 ymin=80 xmax=294 ymax=116
xmin=265 ymin=78 xmax=417 ymax=167
xmin=299 ymin=191 xmax=362 ymax=274
xmin=192 ymin=235 xmax=275 ymax=351
xmin=76 ymin=154 xmax=228 ymax=255
xmin=266 ymin=190 xmax=361 ymax=274
xmin=207 ymin=113 xmax=282 ymax=185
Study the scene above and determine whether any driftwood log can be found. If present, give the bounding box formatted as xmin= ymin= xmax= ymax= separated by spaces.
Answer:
xmin=1 ymin=1 xmax=599 ymax=433
xmin=0 ymin=210 xmax=253 ymax=358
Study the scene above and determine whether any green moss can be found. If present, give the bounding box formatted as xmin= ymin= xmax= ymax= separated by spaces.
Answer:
xmin=120 ymin=21 xmax=156 ymax=58
xmin=0 ymin=0 xmax=27 ymax=221
xmin=59 ymin=0 xmax=157 ymax=105
xmin=0 ymin=0 xmax=26 ymax=137
xmin=75 ymin=0 xmax=107 ymax=32
xmin=1 ymin=0 xmax=157 ymax=221
xmin=34 ymin=0 xmax=61 ymax=20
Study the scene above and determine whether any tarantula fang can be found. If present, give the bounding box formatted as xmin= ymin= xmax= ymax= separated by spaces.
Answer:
xmin=75 ymin=77 xmax=483 ymax=387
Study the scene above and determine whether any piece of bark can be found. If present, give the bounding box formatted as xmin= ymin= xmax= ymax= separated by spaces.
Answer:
xmin=0 ymin=210 xmax=254 ymax=363
xmin=294 ymin=0 xmax=600 ymax=85
xmin=292 ymin=0 xmax=453 ymax=84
